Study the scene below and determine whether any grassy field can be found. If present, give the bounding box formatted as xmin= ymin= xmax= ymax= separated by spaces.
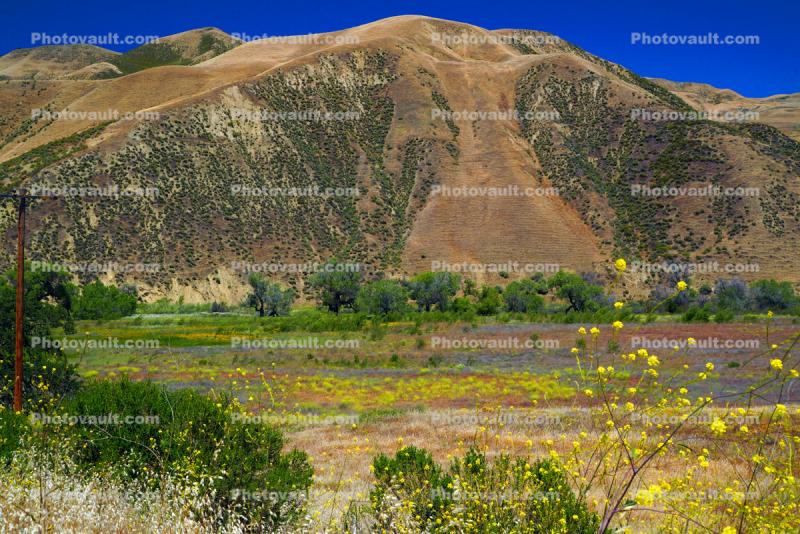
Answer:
xmin=52 ymin=310 xmax=800 ymax=531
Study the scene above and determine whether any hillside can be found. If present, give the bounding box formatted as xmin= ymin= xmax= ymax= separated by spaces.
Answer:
xmin=652 ymin=78 xmax=800 ymax=141
xmin=0 ymin=16 xmax=798 ymax=302
xmin=0 ymin=45 xmax=118 ymax=80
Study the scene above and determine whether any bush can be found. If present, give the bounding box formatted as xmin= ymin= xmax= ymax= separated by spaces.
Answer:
xmin=0 ymin=266 xmax=79 ymax=409
xmin=548 ymin=271 xmax=604 ymax=312
xmin=681 ymin=305 xmax=710 ymax=323
xmin=73 ymin=280 xmax=138 ymax=320
xmin=356 ymin=279 xmax=409 ymax=315
xmin=407 ymin=272 xmax=461 ymax=312
xmin=504 ymin=279 xmax=545 ymax=313
xmin=475 ymin=286 xmax=503 ymax=315
xmin=61 ymin=379 xmax=313 ymax=529
xmin=750 ymin=279 xmax=797 ymax=311
xmin=370 ymin=446 xmax=598 ymax=533
xmin=309 ymin=265 xmax=362 ymax=314
xmin=246 ymin=274 xmax=294 ymax=317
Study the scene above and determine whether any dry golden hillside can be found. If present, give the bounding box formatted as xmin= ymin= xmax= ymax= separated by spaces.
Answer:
xmin=0 ymin=16 xmax=798 ymax=302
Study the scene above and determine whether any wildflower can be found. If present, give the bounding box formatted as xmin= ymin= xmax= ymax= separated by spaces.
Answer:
xmin=705 ymin=362 xmax=714 ymax=371
xmin=590 ymin=327 xmax=600 ymax=336
xmin=578 ymin=327 xmax=587 ymax=335
xmin=767 ymin=310 xmax=773 ymax=318
xmin=770 ymin=359 xmax=783 ymax=371
xmin=775 ymin=404 xmax=787 ymax=417
xmin=571 ymin=347 xmax=580 ymax=354
xmin=583 ymin=389 xmax=594 ymax=397
xmin=676 ymin=280 xmax=687 ymax=292
xmin=625 ymin=402 xmax=635 ymax=412
xmin=614 ymin=258 xmax=627 ymax=272
xmin=647 ymin=355 xmax=660 ymax=367
xmin=739 ymin=425 xmax=749 ymax=433
xmin=687 ymin=337 xmax=696 ymax=346
xmin=637 ymin=349 xmax=648 ymax=358
xmin=612 ymin=321 xmax=623 ymax=330
xmin=698 ymin=455 xmax=709 ymax=468
xmin=722 ymin=527 xmax=737 ymax=534
xmin=614 ymin=301 xmax=624 ymax=309
xmin=710 ymin=418 xmax=727 ymax=435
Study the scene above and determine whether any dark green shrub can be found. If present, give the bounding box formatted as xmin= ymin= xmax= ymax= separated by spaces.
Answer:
xmin=504 ymin=279 xmax=545 ymax=313
xmin=61 ymin=379 xmax=313 ymax=529
xmin=476 ymin=286 xmax=503 ymax=315
xmin=73 ymin=280 xmax=137 ymax=320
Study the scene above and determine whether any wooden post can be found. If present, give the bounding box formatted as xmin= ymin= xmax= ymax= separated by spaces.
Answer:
xmin=13 ymin=192 xmax=25 ymax=412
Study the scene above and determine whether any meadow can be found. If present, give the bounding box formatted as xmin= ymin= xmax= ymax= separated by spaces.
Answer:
xmin=46 ymin=308 xmax=800 ymax=532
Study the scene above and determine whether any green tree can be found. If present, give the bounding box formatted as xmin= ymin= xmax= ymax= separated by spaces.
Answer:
xmin=247 ymin=274 xmax=294 ymax=317
xmin=548 ymin=271 xmax=603 ymax=312
xmin=750 ymin=279 xmax=797 ymax=311
xmin=407 ymin=272 xmax=461 ymax=312
xmin=356 ymin=279 xmax=409 ymax=315
xmin=309 ymin=265 xmax=362 ymax=314
xmin=475 ymin=286 xmax=503 ymax=315
xmin=0 ymin=264 xmax=79 ymax=408
xmin=73 ymin=280 xmax=137 ymax=320
xmin=504 ymin=279 xmax=545 ymax=313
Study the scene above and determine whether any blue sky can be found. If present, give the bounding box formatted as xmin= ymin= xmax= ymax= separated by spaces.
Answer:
xmin=4 ymin=0 xmax=797 ymax=97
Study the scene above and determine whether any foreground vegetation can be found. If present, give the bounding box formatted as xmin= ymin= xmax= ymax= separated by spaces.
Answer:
xmin=0 ymin=260 xmax=798 ymax=531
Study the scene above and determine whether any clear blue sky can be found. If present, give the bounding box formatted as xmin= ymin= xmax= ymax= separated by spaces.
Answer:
xmin=4 ymin=0 xmax=797 ymax=97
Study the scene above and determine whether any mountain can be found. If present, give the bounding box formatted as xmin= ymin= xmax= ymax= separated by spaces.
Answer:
xmin=0 ymin=45 xmax=118 ymax=80
xmin=651 ymin=78 xmax=800 ymax=141
xmin=0 ymin=16 xmax=798 ymax=303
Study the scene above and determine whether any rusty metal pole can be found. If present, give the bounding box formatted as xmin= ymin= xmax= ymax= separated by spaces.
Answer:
xmin=13 ymin=193 xmax=25 ymax=412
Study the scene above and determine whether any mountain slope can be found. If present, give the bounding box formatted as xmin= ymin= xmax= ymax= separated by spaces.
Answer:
xmin=0 ymin=45 xmax=118 ymax=80
xmin=0 ymin=16 xmax=798 ymax=302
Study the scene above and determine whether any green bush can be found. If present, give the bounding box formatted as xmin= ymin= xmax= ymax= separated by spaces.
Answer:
xmin=73 ymin=280 xmax=138 ymax=320
xmin=370 ymin=446 xmax=598 ymax=533
xmin=504 ymin=279 xmax=545 ymax=313
xmin=356 ymin=279 xmax=410 ymax=315
xmin=61 ymin=379 xmax=313 ymax=529
xmin=476 ymin=286 xmax=503 ymax=316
